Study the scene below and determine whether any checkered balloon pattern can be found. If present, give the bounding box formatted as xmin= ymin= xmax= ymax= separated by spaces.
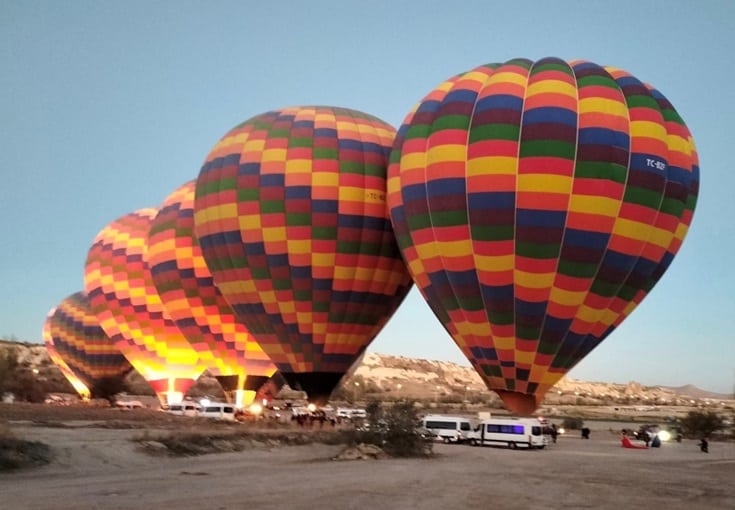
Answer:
xmin=42 ymin=291 xmax=131 ymax=392
xmin=148 ymin=181 xmax=277 ymax=392
xmin=387 ymin=58 xmax=699 ymax=414
xmin=84 ymin=209 xmax=204 ymax=398
xmin=43 ymin=314 xmax=92 ymax=399
xmin=195 ymin=106 xmax=413 ymax=402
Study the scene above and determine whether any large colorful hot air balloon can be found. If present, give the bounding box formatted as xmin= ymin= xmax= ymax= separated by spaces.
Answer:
xmin=387 ymin=58 xmax=699 ymax=415
xmin=42 ymin=314 xmax=91 ymax=400
xmin=42 ymin=291 xmax=132 ymax=396
xmin=148 ymin=181 xmax=278 ymax=408
xmin=84 ymin=209 xmax=205 ymax=405
xmin=194 ymin=106 xmax=413 ymax=405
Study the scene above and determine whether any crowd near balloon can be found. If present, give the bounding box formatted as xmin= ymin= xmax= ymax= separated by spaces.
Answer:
xmin=43 ymin=57 xmax=699 ymax=415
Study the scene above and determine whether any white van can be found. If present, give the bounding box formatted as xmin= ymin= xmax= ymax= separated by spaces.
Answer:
xmin=166 ymin=401 xmax=201 ymax=417
xmin=421 ymin=415 xmax=473 ymax=443
xmin=115 ymin=400 xmax=144 ymax=410
xmin=468 ymin=417 xmax=548 ymax=449
xmin=198 ymin=402 xmax=236 ymax=421
xmin=336 ymin=407 xmax=367 ymax=419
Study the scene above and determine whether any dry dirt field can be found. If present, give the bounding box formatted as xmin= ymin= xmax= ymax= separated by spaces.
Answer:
xmin=2 ymin=404 xmax=734 ymax=510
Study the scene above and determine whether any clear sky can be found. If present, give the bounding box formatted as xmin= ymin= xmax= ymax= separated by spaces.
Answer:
xmin=2 ymin=1 xmax=733 ymax=393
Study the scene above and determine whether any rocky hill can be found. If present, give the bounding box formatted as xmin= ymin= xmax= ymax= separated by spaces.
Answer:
xmin=4 ymin=339 xmax=730 ymax=406
xmin=352 ymin=352 xmax=732 ymax=405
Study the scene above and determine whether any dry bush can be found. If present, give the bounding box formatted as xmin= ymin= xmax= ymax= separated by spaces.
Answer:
xmin=133 ymin=427 xmax=352 ymax=456
xmin=0 ymin=423 xmax=52 ymax=470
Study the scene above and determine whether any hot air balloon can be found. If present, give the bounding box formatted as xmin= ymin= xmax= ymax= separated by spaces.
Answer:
xmin=255 ymin=372 xmax=287 ymax=404
xmin=387 ymin=58 xmax=699 ymax=415
xmin=148 ymin=180 xmax=278 ymax=408
xmin=194 ymin=106 xmax=413 ymax=405
xmin=84 ymin=209 xmax=205 ymax=405
xmin=42 ymin=313 xmax=91 ymax=400
xmin=42 ymin=291 xmax=132 ymax=397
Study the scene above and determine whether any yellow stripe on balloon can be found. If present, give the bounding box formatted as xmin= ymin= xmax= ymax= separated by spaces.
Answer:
xmin=579 ymin=97 xmax=629 ymax=118
xmin=436 ymin=239 xmax=473 ymax=257
xmin=568 ymin=195 xmax=620 ymax=217
xmin=338 ymin=186 xmax=368 ymax=204
xmin=526 ymin=80 xmax=577 ymax=98
xmin=427 ymin=144 xmax=467 ymax=163
xmin=515 ymin=270 xmax=555 ymax=288
xmin=399 ymin=152 xmax=429 ymax=171
xmin=261 ymin=226 xmax=286 ymax=243
xmin=648 ymin=226 xmax=675 ymax=249
xmin=517 ymin=174 xmax=572 ymax=193
xmin=261 ymin=148 xmax=287 ymax=163
xmin=630 ymin=120 xmax=668 ymax=139
xmin=489 ymin=70 xmax=528 ymax=87
xmin=474 ymin=254 xmax=514 ymax=272
xmin=612 ymin=217 xmax=656 ymax=242
xmin=287 ymin=239 xmax=311 ymax=254
xmin=286 ymin=159 xmax=313 ymax=173
xmin=239 ymin=213 xmax=261 ymax=230
xmin=311 ymin=252 xmax=336 ymax=268
xmin=549 ymin=287 xmax=587 ymax=307
xmin=467 ymin=156 xmax=518 ymax=176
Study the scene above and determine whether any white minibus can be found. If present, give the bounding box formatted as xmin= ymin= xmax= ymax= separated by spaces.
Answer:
xmin=421 ymin=415 xmax=474 ymax=443
xmin=199 ymin=402 xmax=236 ymax=421
xmin=468 ymin=417 xmax=548 ymax=449
xmin=166 ymin=401 xmax=201 ymax=417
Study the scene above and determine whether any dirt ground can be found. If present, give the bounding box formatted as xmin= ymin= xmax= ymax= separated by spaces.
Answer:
xmin=2 ymin=404 xmax=735 ymax=510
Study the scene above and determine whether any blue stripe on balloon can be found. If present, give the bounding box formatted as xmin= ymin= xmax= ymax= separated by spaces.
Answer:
xmin=563 ymin=229 xmax=610 ymax=250
xmin=468 ymin=191 xmax=515 ymax=210
xmin=523 ymin=107 xmax=577 ymax=126
xmin=474 ymin=94 xmax=524 ymax=112
xmin=516 ymin=209 xmax=566 ymax=227
xmin=578 ymin=127 xmax=630 ymax=147
xmin=285 ymin=186 xmax=310 ymax=199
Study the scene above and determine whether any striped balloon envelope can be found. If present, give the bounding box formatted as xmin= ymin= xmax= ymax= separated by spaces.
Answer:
xmin=195 ymin=106 xmax=413 ymax=405
xmin=42 ymin=291 xmax=131 ymax=395
xmin=148 ymin=180 xmax=277 ymax=407
xmin=43 ymin=316 xmax=91 ymax=400
xmin=84 ymin=209 xmax=205 ymax=405
xmin=387 ymin=58 xmax=699 ymax=415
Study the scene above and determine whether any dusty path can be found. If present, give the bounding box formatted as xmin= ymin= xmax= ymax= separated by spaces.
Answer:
xmin=2 ymin=422 xmax=734 ymax=510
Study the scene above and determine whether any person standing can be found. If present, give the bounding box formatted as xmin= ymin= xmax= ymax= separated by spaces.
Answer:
xmin=699 ymin=437 xmax=709 ymax=453
xmin=550 ymin=423 xmax=558 ymax=443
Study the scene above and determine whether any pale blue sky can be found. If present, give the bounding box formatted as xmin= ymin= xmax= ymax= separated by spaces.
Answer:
xmin=2 ymin=1 xmax=733 ymax=393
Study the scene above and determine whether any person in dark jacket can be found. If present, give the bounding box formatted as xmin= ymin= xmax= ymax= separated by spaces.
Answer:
xmin=699 ymin=437 xmax=709 ymax=453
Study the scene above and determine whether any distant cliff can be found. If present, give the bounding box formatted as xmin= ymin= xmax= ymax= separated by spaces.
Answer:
xmin=2 ymin=339 xmax=730 ymax=404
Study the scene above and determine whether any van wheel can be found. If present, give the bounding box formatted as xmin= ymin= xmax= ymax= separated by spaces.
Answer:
xmin=443 ymin=437 xmax=450 ymax=444
xmin=471 ymin=439 xmax=478 ymax=447
xmin=537 ymin=445 xmax=545 ymax=450
xmin=509 ymin=442 xmax=517 ymax=449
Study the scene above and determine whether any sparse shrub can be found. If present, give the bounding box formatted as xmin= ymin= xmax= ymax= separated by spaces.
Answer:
xmin=0 ymin=424 xmax=52 ymax=470
xmin=7 ymin=369 xmax=47 ymax=403
xmin=133 ymin=428 xmax=353 ymax=456
xmin=0 ymin=348 xmax=19 ymax=393
xmin=350 ymin=399 xmax=433 ymax=458
xmin=562 ymin=417 xmax=584 ymax=430
xmin=679 ymin=411 xmax=725 ymax=439
xmin=0 ymin=348 xmax=47 ymax=403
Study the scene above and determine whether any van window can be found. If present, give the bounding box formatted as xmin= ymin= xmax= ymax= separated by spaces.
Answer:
xmin=532 ymin=426 xmax=541 ymax=436
xmin=425 ymin=420 xmax=457 ymax=430
xmin=460 ymin=422 xmax=471 ymax=431
xmin=487 ymin=424 xmax=524 ymax=435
